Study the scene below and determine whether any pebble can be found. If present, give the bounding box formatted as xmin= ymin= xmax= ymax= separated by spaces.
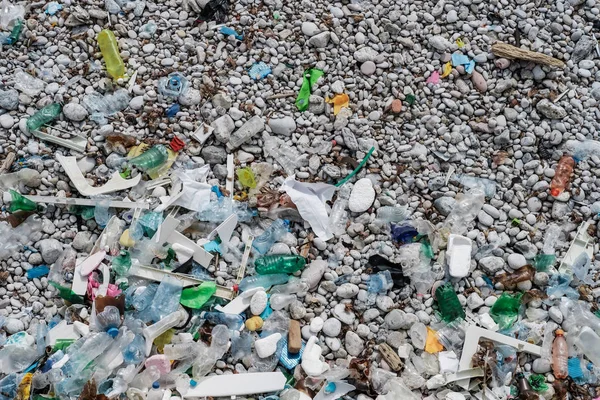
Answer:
xmin=345 ymin=331 xmax=365 ymax=356
xmin=349 ymin=178 xmax=375 ymax=213
xmin=250 ymin=290 xmax=268 ymax=315
xmin=0 ymin=114 xmax=15 ymax=129
xmin=255 ymin=333 xmax=281 ymax=358
xmin=268 ymin=117 xmax=296 ymax=136
xmin=63 ymin=103 xmax=88 ymax=121
xmin=322 ymin=318 xmax=342 ymax=337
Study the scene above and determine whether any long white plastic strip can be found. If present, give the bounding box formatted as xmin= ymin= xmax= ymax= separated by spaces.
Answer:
xmin=32 ymin=129 xmax=87 ymax=153
xmin=183 ymin=372 xmax=286 ymax=397
xmin=24 ymin=195 xmax=149 ymax=209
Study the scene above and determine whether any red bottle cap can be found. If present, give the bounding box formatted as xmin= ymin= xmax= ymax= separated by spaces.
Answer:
xmin=233 ymin=284 xmax=239 ymax=292
xmin=170 ymin=136 xmax=185 ymax=152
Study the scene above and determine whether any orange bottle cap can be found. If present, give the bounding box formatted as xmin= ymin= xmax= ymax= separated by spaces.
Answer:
xmin=555 ymin=329 xmax=564 ymax=335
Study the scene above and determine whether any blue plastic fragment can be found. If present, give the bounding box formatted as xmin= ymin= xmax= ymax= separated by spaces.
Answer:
xmin=46 ymin=2 xmax=63 ymax=15
xmin=27 ymin=265 xmax=50 ymax=279
xmin=248 ymin=62 xmax=272 ymax=80
xmin=203 ymin=240 xmax=222 ymax=254
xmin=278 ymin=335 xmax=305 ymax=369
xmin=220 ymin=26 xmax=244 ymax=40
xmin=166 ymin=103 xmax=180 ymax=118
xmin=568 ymin=358 xmax=585 ymax=383
xmin=451 ymin=53 xmax=470 ymax=67
xmin=465 ymin=60 xmax=476 ymax=74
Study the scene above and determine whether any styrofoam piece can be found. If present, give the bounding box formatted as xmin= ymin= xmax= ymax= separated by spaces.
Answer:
xmin=301 ymin=336 xmax=329 ymax=376
xmin=56 ymin=154 xmax=142 ymax=196
xmin=182 ymin=371 xmax=286 ymax=397
xmin=447 ymin=234 xmax=472 ymax=278
xmin=24 ymin=195 xmax=149 ymax=209
xmin=78 ymin=250 xmax=106 ymax=275
xmin=46 ymin=320 xmax=81 ymax=346
xmin=207 ymin=214 xmax=238 ymax=247
xmin=191 ymin=123 xmax=214 ymax=145
xmin=457 ymin=325 xmax=541 ymax=389
xmin=130 ymin=265 xmax=234 ymax=300
xmin=226 ymin=154 xmax=234 ymax=196
xmin=215 ymin=287 xmax=261 ymax=314
xmin=157 ymin=216 xmax=213 ymax=267
xmin=559 ymin=221 xmax=595 ymax=276
xmin=31 ymin=129 xmax=87 ymax=152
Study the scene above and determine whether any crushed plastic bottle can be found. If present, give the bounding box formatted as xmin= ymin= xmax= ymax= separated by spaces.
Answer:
xmin=435 ymin=283 xmax=465 ymax=324
xmin=550 ymin=156 xmax=575 ymax=197
xmin=26 ymin=103 xmax=62 ymax=132
xmin=252 ymin=219 xmax=289 ymax=254
xmin=238 ymin=273 xmax=289 ymax=292
xmin=98 ymin=29 xmax=126 ymax=80
xmin=95 ymin=306 xmax=122 ymax=337
xmin=157 ymin=73 xmax=188 ymax=98
xmin=82 ymin=89 xmax=130 ymax=124
xmin=442 ymin=188 xmax=485 ymax=236
xmin=552 ymin=329 xmax=569 ymax=379
xmin=376 ymin=205 xmax=409 ymax=223
xmin=5 ymin=189 xmax=37 ymax=212
xmin=263 ymin=133 xmax=306 ymax=176
xmin=254 ymin=255 xmax=306 ymax=275
xmin=129 ymin=145 xmax=169 ymax=172
xmin=456 ymin=174 xmax=497 ymax=198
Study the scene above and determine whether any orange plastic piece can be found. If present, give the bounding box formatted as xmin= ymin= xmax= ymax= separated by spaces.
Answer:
xmin=441 ymin=62 xmax=452 ymax=78
xmin=325 ymin=93 xmax=350 ymax=115
xmin=425 ymin=327 xmax=444 ymax=353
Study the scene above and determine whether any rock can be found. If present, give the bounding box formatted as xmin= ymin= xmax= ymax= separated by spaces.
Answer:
xmin=345 ymin=331 xmax=365 ymax=356
xmin=336 ymin=283 xmax=359 ymax=298
xmin=572 ymin=35 xmax=596 ymax=63
xmin=179 ymin=88 xmax=201 ymax=106
xmin=408 ymin=322 xmax=427 ymax=349
xmin=0 ymin=114 xmax=14 ymax=129
xmin=390 ymin=99 xmax=402 ymax=114
xmin=268 ymin=116 xmax=296 ymax=136
xmin=466 ymin=293 xmax=484 ymax=309
xmin=322 ymin=318 xmax=341 ymax=337
xmin=38 ymin=239 xmax=62 ymax=264
xmin=361 ymin=61 xmax=376 ymax=75
xmin=63 ymin=103 xmax=88 ymax=121
xmin=332 ymin=303 xmax=356 ymax=324
xmin=129 ymin=96 xmax=144 ymax=110
xmin=212 ymin=115 xmax=235 ymax=143
xmin=255 ymin=333 xmax=282 ymax=358
xmin=301 ymin=22 xmax=320 ymax=37
xmin=0 ymin=89 xmax=19 ymax=110
xmin=308 ymin=32 xmax=330 ymax=48
xmin=471 ymin=71 xmax=487 ymax=92
xmin=495 ymin=58 xmax=511 ymax=69
xmin=201 ymin=146 xmax=227 ymax=164
xmin=354 ymin=47 xmax=379 ymax=63
xmin=536 ymin=99 xmax=566 ymax=119
xmin=245 ymin=316 xmax=263 ymax=331
xmin=429 ymin=35 xmax=453 ymax=51
xmin=385 ymin=310 xmax=418 ymax=330
xmin=349 ymin=178 xmax=376 ymax=213
xmin=507 ymin=253 xmax=526 ymax=269
xmin=341 ymin=128 xmax=358 ymax=151
xmin=301 ymin=259 xmax=327 ymax=290
xmin=72 ymin=231 xmax=92 ymax=251
xmin=250 ymin=290 xmax=268 ymax=315
xmin=434 ymin=197 xmax=456 ymax=216
xmin=4 ymin=318 xmax=24 ymax=334
xmin=532 ymin=358 xmax=551 ymax=374
xmin=446 ymin=10 xmax=458 ymax=23
xmin=212 ymin=93 xmax=233 ymax=109
xmin=479 ymin=256 xmax=505 ymax=274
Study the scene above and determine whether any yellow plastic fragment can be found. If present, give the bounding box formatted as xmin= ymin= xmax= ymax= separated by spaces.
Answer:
xmin=456 ymin=38 xmax=465 ymax=49
xmin=425 ymin=327 xmax=444 ymax=353
xmin=441 ymin=62 xmax=453 ymax=78
xmin=16 ymin=373 xmax=33 ymax=400
xmin=325 ymin=93 xmax=350 ymax=115
xmin=237 ymin=167 xmax=257 ymax=188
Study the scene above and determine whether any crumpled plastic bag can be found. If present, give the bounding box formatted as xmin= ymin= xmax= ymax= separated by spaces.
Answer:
xmin=198 ymin=0 xmax=229 ymax=23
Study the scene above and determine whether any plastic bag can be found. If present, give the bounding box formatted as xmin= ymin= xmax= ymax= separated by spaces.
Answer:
xmin=198 ymin=0 xmax=228 ymax=23
xmin=490 ymin=293 xmax=522 ymax=330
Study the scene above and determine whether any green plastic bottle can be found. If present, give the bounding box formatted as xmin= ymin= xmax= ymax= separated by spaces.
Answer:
xmin=112 ymin=250 xmax=132 ymax=276
xmin=97 ymin=29 xmax=125 ymax=80
xmin=8 ymin=190 xmax=37 ymax=213
xmin=26 ymin=103 xmax=62 ymax=132
xmin=435 ymin=283 xmax=465 ymax=324
xmin=254 ymin=255 xmax=307 ymax=275
xmin=129 ymin=145 xmax=169 ymax=171
xmin=5 ymin=19 xmax=23 ymax=45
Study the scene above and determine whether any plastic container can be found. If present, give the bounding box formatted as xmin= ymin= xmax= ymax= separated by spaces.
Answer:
xmin=26 ymin=103 xmax=62 ymax=132
xmin=254 ymin=255 xmax=306 ymax=275
xmin=552 ymin=329 xmax=569 ymax=379
xmin=252 ymin=219 xmax=289 ymax=254
xmin=550 ymin=156 xmax=575 ymax=197
xmin=129 ymin=145 xmax=169 ymax=172
xmin=97 ymin=29 xmax=125 ymax=80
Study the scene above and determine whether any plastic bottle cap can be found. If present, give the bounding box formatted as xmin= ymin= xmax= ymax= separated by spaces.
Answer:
xmin=190 ymin=379 xmax=197 ymax=387
xmin=555 ymin=329 xmax=564 ymax=335
xmin=550 ymin=188 xmax=561 ymax=197
xmin=152 ymin=382 xmax=160 ymax=389
xmin=233 ymin=284 xmax=239 ymax=292
xmin=107 ymin=327 xmax=119 ymax=338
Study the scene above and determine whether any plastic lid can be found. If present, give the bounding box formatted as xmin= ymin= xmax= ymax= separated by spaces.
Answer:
xmin=555 ymin=329 xmax=564 ymax=335
xmin=152 ymin=381 xmax=160 ymax=389
xmin=190 ymin=379 xmax=197 ymax=387
xmin=107 ymin=327 xmax=119 ymax=338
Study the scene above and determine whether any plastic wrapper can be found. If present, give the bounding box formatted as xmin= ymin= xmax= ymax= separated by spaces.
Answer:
xmin=490 ymin=292 xmax=522 ymax=330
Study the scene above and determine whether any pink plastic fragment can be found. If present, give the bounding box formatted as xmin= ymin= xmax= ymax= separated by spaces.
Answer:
xmin=426 ymin=70 xmax=440 ymax=84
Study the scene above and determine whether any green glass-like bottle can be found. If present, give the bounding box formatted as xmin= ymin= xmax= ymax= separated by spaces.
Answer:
xmin=5 ymin=19 xmax=23 ymax=45
xmin=254 ymin=255 xmax=307 ymax=275
xmin=8 ymin=190 xmax=37 ymax=212
xmin=26 ymin=103 xmax=62 ymax=132
xmin=129 ymin=145 xmax=169 ymax=171
xmin=112 ymin=250 xmax=132 ymax=276
xmin=435 ymin=283 xmax=465 ymax=324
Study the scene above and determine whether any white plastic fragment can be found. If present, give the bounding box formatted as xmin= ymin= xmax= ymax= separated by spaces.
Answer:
xmin=215 ymin=287 xmax=262 ymax=315
xmin=157 ymin=215 xmax=213 ymax=267
xmin=182 ymin=371 xmax=286 ymax=397
xmin=46 ymin=320 xmax=81 ymax=345
xmin=255 ymin=332 xmax=281 ymax=358
xmin=558 ymin=221 xmax=595 ymax=276
xmin=24 ymin=195 xmax=149 ymax=209
xmin=301 ymin=336 xmax=330 ymax=376
xmin=31 ymin=129 xmax=87 ymax=152
xmin=56 ymin=154 xmax=141 ymax=196
xmin=447 ymin=234 xmax=472 ymax=278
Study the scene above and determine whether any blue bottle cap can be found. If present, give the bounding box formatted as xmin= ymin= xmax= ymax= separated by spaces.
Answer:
xmin=190 ymin=379 xmax=197 ymax=387
xmin=107 ymin=327 xmax=119 ymax=338
xmin=324 ymin=382 xmax=337 ymax=394
xmin=152 ymin=381 xmax=160 ymax=389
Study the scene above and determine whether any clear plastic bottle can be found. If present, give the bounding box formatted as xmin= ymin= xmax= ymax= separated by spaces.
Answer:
xmin=576 ymin=327 xmax=600 ymax=366
xmin=254 ymin=255 xmax=306 ymax=275
xmin=376 ymin=205 xmax=409 ymax=223
xmin=61 ymin=332 xmax=113 ymax=376
xmin=270 ymin=277 xmax=309 ymax=295
xmin=252 ymin=219 xmax=289 ymax=254
xmin=147 ymin=276 xmax=183 ymax=322
xmin=200 ymin=312 xmax=244 ymax=330
xmin=147 ymin=382 xmax=163 ymax=400
xmin=129 ymin=145 xmax=169 ymax=172
xmin=550 ymin=156 xmax=575 ymax=197
xmin=96 ymin=306 xmax=122 ymax=337
xmin=26 ymin=103 xmax=62 ymax=132
xmin=263 ymin=133 xmax=305 ymax=176
xmin=97 ymin=29 xmax=125 ymax=80
xmin=328 ymin=197 xmax=349 ymax=236
xmin=269 ymin=294 xmax=296 ymax=310
xmin=552 ymin=329 xmax=569 ymax=379
xmin=237 ymin=273 xmax=289 ymax=292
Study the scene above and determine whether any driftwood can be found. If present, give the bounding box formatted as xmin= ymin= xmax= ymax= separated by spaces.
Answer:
xmin=492 ymin=42 xmax=565 ymax=68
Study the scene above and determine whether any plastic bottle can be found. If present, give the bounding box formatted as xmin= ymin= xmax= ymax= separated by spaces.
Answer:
xmin=366 ymin=270 xmax=393 ymax=304
xmin=146 ymin=382 xmax=163 ymax=400
xmin=237 ymin=273 xmax=289 ymax=292
xmin=270 ymin=277 xmax=309 ymax=295
xmin=456 ymin=174 xmax=497 ymax=198
xmin=254 ymin=255 xmax=306 ymax=275
xmin=263 ymin=133 xmax=305 ymax=176
xmin=129 ymin=145 xmax=169 ymax=172
xmin=576 ymin=327 xmax=600 ymax=366
xmin=5 ymin=189 xmax=37 ymax=212
xmin=495 ymin=265 xmax=536 ymax=289
xmin=26 ymin=103 xmax=62 ymax=132
xmin=112 ymin=250 xmax=132 ymax=277
xmin=97 ymin=29 xmax=125 ymax=80
xmin=552 ymin=329 xmax=569 ymax=379
xmin=61 ymin=332 xmax=114 ymax=376
xmin=442 ymin=188 xmax=485 ymax=235
xmin=270 ymin=294 xmax=296 ymax=310
xmin=147 ymin=276 xmax=183 ymax=322
xmin=252 ymin=219 xmax=289 ymax=254
xmin=200 ymin=312 xmax=244 ymax=330
xmin=4 ymin=18 xmax=21 ymax=45
xmin=550 ymin=156 xmax=575 ymax=197
xmin=157 ymin=73 xmax=188 ymax=98
xmin=376 ymin=205 xmax=409 ymax=223
xmin=435 ymin=283 xmax=465 ymax=324
xmin=328 ymin=197 xmax=349 ymax=236
xmin=162 ymin=342 xmax=199 ymax=361
xmin=131 ymin=284 xmax=158 ymax=311
xmin=122 ymin=334 xmax=146 ymax=364
xmin=95 ymin=306 xmax=122 ymax=337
